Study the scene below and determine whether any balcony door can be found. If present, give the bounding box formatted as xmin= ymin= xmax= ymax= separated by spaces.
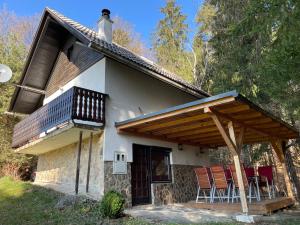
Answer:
xmin=131 ymin=144 xmax=171 ymax=206
xmin=132 ymin=144 xmax=151 ymax=205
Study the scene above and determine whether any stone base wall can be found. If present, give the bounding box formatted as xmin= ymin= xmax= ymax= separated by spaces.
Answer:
xmin=35 ymin=133 xmax=104 ymax=200
xmin=103 ymin=161 xmax=132 ymax=207
xmin=152 ymin=165 xmax=197 ymax=205
xmin=102 ymin=163 xmax=198 ymax=206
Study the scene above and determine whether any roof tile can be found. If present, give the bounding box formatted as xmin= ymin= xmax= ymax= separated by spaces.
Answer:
xmin=47 ymin=8 xmax=209 ymax=97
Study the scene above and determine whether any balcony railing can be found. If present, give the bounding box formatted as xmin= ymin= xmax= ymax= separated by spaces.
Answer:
xmin=12 ymin=86 xmax=106 ymax=148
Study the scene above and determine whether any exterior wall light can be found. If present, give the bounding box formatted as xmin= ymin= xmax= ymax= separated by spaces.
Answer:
xmin=178 ymin=143 xmax=183 ymax=151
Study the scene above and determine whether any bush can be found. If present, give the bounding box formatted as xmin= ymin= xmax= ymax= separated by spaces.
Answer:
xmin=99 ymin=190 xmax=125 ymax=218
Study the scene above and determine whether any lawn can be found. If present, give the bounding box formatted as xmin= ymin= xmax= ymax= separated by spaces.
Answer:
xmin=0 ymin=176 xmax=132 ymax=225
xmin=0 ymin=176 xmax=242 ymax=225
xmin=0 ymin=176 xmax=299 ymax=225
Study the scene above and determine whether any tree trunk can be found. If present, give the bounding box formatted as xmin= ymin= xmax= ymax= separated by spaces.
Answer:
xmin=284 ymin=146 xmax=300 ymax=200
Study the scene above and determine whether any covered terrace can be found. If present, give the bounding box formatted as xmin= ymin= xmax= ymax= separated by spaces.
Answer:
xmin=116 ymin=90 xmax=299 ymax=215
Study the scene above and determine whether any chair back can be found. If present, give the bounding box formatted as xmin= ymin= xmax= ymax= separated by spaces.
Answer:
xmin=210 ymin=165 xmax=228 ymax=189
xmin=229 ymin=164 xmax=248 ymax=189
xmin=194 ymin=167 xmax=211 ymax=189
xmin=224 ymin=168 xmax=232 ymax=180
xmin=244 ymin=167 xmax=255 ymax=178
xmin=258 ymin=166 xmax=273 ymax=184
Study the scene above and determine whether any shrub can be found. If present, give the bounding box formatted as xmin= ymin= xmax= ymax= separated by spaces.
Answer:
xmin=99 ymin=190 xmax=125 ymax=218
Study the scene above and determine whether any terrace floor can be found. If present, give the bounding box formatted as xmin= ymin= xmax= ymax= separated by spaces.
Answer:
xmin=125 ymin=197 xmax=297 ymax=224
xmin=183 ymin=197 xmax=295 ymax=215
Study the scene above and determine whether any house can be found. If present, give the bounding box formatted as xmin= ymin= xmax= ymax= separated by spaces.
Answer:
xmin=9 ymin=8 xmax=298 ymax=212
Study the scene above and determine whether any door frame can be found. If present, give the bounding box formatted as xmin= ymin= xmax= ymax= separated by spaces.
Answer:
xmin=131 ymin=143 xmax=172 ymax=205
xmin=131 ymin=144 xmax=152 ymax=206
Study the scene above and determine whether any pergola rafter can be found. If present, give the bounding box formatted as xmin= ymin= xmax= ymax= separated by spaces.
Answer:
xmin=116 ymin=91 xmax=299 ymax=214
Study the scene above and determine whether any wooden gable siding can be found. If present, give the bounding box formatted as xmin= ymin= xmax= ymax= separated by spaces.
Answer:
xmin=45 ymin=37 xmax=103 ymax=97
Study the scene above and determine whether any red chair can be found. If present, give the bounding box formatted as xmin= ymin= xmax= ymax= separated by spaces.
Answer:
xmin=244 ymin=167 xmax=260 ymax=202
xmin=229 ymin=164 xmax=258 ymax=203
xmin=258 ymin=166 xmax=276 ymax=199
xmin=194 ymin=167 xmax=213 ymax=203
xmin=224 ymin=168 xmax=232 ymax=181
xmin=244 ymin=167 xmax=255 ymax=178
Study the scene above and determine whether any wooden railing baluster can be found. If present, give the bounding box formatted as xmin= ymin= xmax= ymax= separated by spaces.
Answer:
xmin=12 ymin=86 xmax=106 ymax=148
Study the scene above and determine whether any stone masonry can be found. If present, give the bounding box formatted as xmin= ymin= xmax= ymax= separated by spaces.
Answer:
xmin=152 ymin=165 xmax=198 ymax=205
xmin=35 ymin=133 xmax=104 ymax=200
xmin=103 ymin=163 xmax=198 ymax=207
xmin=103 ymin=161 xmax=132 ymax=207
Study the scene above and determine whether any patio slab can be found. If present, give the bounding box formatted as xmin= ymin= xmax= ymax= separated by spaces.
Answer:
xmin=125 ymin=204 xmax=238 ymax=224
xmin=125 ymin=202 xmax=300 ymax=224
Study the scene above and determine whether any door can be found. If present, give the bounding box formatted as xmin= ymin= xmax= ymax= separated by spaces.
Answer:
xmin=131 ymin=144 xmax=151 ymax=205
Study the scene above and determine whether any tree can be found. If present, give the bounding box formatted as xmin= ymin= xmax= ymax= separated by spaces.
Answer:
xmin=112 ymin=16 xmax=146 ymax=56
xmin=207 ymin=0 xmax=264 ymax=99
xmin=193 ymin=2 xmax=216 ymax=91
xmin=0 ymin=6 xmax=38 ymax=179
xmin=153 ymin=0 xmax=193 ymax=81
xmin=203 ymin=0 xmax=300 ymax=198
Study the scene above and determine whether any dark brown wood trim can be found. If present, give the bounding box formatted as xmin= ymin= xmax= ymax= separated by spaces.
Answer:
xmin=75 ymin=131 xmax=83 ymax=194
xmin=86 ymin=132 xmax=93 ymax=193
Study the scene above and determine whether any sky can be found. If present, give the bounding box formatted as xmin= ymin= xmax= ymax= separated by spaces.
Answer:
xmin=0 ymin=0 xmax=204 ymax=47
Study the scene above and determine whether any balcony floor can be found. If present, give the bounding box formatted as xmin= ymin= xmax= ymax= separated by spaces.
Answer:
xmin=14 ymin=122 xmax=102 ymax=155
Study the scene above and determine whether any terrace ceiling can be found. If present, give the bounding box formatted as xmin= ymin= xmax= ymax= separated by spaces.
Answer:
xmin=115 ymin=91 xmax=299 ymax=148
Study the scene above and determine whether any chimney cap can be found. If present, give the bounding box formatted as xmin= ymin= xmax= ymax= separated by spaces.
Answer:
xmin=102 ymin=9 xmax=110 ymax=17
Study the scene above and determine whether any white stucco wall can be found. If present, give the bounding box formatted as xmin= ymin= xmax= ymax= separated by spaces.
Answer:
xmin=103 ymin=58 xmax=210 ymax=166
xmin=44 ymin=58 xmax=106 ymax=104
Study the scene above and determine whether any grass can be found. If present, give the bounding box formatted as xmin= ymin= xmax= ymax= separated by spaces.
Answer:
xmin=0 ymin=176 xmax=299 ymax=225
xmin=0 ymin=176 xmax=105 ymax=225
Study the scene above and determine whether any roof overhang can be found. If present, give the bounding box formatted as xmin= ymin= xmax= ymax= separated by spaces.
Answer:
xmin=9 ymin=11 xmax=68 ymax=113
xmin=9 ymin=8 xmax=209 ymax=115
xmin=115 ymin=91 xmax=299 ymax=147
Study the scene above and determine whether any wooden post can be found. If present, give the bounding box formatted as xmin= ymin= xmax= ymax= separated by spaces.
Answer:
xmin=86 ymin=132 xmax=93 ymax=193
xmin=271 ymin=140 xmax=294 ymax=198
xmin=205 ymin=107 xmax=249 ymax=214
xmin=75 ymin=131 xmax=83 ymax=195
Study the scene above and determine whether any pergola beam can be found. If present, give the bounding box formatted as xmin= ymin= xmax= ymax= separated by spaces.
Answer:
xmin=205 ymin=107 xmax=249 ymax=214
xmin=207 ymin=108 xmax=281 ymax=139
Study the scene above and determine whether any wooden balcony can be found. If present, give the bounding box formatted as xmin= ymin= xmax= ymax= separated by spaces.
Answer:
xmin=12 ymin=86 xmax=106 ymax=148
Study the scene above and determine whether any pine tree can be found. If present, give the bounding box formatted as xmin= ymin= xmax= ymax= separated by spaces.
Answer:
xmin=153 ymin=0 xmax=192 ymax=81
xmin=193 ymin=2 xmax=215 ymax=91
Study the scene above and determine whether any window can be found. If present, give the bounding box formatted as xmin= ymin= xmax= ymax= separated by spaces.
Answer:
xmin=150 ymin=147 xmax=172 ymax=182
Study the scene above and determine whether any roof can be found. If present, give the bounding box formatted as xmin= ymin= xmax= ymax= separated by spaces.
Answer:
xmin=47 ymin=8 xmax=209 ymax=97
xmin=116 ymin=90 xmax=299 ymax=147
xmin=9 ymin=8 xmax=209 ymax=114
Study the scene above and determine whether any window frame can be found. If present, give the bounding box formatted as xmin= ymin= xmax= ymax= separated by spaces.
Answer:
xmin=149 ymin=146 xmax=172 ymax=183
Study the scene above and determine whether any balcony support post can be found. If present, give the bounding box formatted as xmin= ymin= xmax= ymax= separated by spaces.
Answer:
xmin=86 ymin=132 xmax=93 ymax=193
xmin=75 ymin=131 xmax=83 ymax=195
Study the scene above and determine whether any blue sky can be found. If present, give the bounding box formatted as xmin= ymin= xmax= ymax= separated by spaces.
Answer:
xmin=0 ymin=0 xmax=203 ymax=47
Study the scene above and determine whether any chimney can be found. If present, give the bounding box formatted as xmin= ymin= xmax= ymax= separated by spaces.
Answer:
xmin=98 ymin=9 xmax=113 ymax=43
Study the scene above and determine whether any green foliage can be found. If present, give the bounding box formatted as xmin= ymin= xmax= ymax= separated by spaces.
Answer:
xmin=99 ymin=190 xmax=125 ymax=219
xmin=193 ymin=3 xmax=216 ymax=91
xmin=0 ymin=6 xmax=38 ymax=179
xmin=153 ymin=0 xmax=193 ymax=82
xmin=207 ymin=0 xmax=300 ymax=120
xmin=0 ymin=33 xmax=27 ymax=113
xmin=199 ymin=0 xmax=300 ymax=164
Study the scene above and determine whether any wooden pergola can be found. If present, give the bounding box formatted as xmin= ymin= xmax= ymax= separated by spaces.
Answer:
xmin=116 ymin=91 xmax=299 ymax=214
